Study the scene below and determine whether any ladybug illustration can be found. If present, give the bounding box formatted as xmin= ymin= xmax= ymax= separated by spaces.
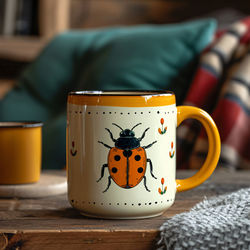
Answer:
xmin=97 ymin=123 xmax=157 ymax=193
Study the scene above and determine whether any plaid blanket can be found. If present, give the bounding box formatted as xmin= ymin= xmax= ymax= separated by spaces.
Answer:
xmin=177 ymin=17 xmax=250 ymax=170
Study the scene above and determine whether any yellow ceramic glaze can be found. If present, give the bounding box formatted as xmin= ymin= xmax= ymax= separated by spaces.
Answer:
xmin=176 ymin=106 xmax=221 ymax=192
xmin=0 ymin=122 xmax=42 ymax=184
xmin=68 ymin=91 xmax=176 ymax=107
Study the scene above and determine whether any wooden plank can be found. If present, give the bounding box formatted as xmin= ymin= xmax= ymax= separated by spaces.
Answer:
xmin=0 ymin=231 xmax=158 ymax=250
xmin=0 ymin=170 xmax=249 ymax=249
xmin=39 ymin=0 xmax=70 ymax=38
xmin=70 ymin=0 xmax=250 ymax=29
xmin=70 ymin=0 xmax=184 ymax=28
xmin=0 ymin=36 xmax=48 ymax=61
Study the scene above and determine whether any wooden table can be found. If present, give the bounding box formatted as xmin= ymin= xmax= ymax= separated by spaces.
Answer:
xmin=0 ymin=170 xmax=249 ymax=250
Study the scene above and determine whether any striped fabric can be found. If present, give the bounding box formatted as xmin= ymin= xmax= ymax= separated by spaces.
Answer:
xmin=177 ymin=17 xmax=250 ymax=170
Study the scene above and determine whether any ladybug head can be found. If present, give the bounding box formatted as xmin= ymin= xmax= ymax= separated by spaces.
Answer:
xmin=120 ymin=129 xmax=135 ymax=137
xmin=112 ymin=123 xmax=142 ymax=138
xmin=112 ymin=123 xmax=142 ymax=150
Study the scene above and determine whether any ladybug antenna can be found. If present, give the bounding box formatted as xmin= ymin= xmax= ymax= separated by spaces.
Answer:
xmin=131 ymin=123 xmax=142 ymax=131
xmin=112 ymin=123 xmax=123 ymax=131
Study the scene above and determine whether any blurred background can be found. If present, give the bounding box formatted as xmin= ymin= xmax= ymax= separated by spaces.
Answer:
xmin=0 ymin=0 xmax=250 ymax=171
xmin=0 ymin=0 xmax=250 ymax=88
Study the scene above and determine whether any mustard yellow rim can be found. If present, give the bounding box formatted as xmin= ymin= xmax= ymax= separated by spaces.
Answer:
xmin=176 ymin=106 xmax=221 ymax=192
xmin=68 ymin=91 xmax=176 ymax=107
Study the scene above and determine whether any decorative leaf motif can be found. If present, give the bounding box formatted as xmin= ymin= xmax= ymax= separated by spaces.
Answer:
xmin=161 ymin=178 xmax=164 ymax=185
xmin=158 ymin=178 xmax=167 ymax=195
xmin=158 ymin=119 xmax=167 ymax=135
xmin=70 ymin=141 xmax=77 ymax=156
xmin=169 ymin=141 xmax=175 ymax=158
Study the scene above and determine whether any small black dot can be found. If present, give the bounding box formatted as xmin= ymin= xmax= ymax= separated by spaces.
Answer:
xmin=88 ymin=112 xmax=91 ymax=114
xmin=132 ymin=204 xmax=134 ymax=206
xmin=145 ymin=203 xmax=147 ymax=205
xmin=157 ymin=111 xmax=160 ymax=114
xmin=96 ymin=112 xmax=98 ymax=114
xmin=103 ymin=112 xmax=105 ymax=114
xmin=109 ymin=112 xmax=112 ymax=114
xmin=117 ymin=203 xmax=119 ymax=205
xmin=134 ymin=112 xmax=137 ymax=114
xmin=71 ymin=200 xmax=74 ymax=203
xmin=128 ymin=112 xmax=130 ymax=115
xmin=161 ymin=201 xmax=163 ymax=203
xmin=93 ymin=202 xmax=96 ymax=204
xmin=120 ymin=112 xmax=123 ymax=115
xmin=134 ymin=155 xmax=141 ymax=161
xmin=155 ymin=202 xmax=158 ymax=204
xmin=114 ymin=155 xmax=121 ymax=161
xmin=137 ymin=167 xmax=143 ymax=173
xmin=149 ymin=202 xmax=152 ymax=205
xmin=101 ymin=203 xmax=103 ymax=205
xmin=149 ymin=111 xmax=151 ymax=113
xmin=114 ymin=112 xmax=117 ymax=114
xmin=75 ymin=111 xmax=78 ymax=114
xmin=141 ymin=112 xmax=143 ymax=114
xmin=167 ymin=200 xmax=169 ymax=202
xmin=138 ymin=203 xmax=141 ymax=206
xmin=112 ymin=167 xmax=118 ymax=173
xmin=109 ymin=203 xmax=111 ymax=205
xmin=80 ymin=111 xmax=82 ymax=113
xmin=124 ymin=203 xmax=127 ymax=205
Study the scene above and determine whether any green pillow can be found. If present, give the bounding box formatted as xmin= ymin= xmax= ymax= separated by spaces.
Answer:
xmin=0 ymin=19 xmax=216 ymax=169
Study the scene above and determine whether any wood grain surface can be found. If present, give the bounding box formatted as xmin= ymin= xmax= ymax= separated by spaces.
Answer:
xmin=0 ymin=170 xmax=249 ymax=249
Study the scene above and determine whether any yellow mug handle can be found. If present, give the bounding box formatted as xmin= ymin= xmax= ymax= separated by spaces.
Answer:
xmin=176 ymin=106 xmax=221 ymax=192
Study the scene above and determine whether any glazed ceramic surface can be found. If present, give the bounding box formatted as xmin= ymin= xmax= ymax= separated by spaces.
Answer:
xmin=67 ymin=91 xmax=220 ymax=219
xmin=0 ymin=122 xmax=43 ymax=184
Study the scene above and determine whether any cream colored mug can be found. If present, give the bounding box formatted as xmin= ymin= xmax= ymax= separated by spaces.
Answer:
xmin=67 ymin=91 xmax=220 ymax=219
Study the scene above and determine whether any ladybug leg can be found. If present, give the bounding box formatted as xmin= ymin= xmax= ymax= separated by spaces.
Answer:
xmin=98 ymin=141 xmax=112 ymax=149
xmin=138 ymin=127 xmax=150 ymax=141
xmin=105 ymin=128 xmax=117 ymax=143
xmin=103 ymin=176 xmax=112 ymax=193
xmin=147 ymin=159 xmax=157 ymax=179
xmin=97 ymin=164 xmax=108 ymax=182
xmin=143 ymin=176 xmax=150 ymax=192
xmin=143 ymin=141 xmax=157 ymax=149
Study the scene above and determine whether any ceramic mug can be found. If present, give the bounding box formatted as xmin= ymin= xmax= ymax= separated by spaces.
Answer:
xmin=0 ymin=122 xmax=43 ymax=184
xmin=67 ymin=91 xmax=220 ymax=219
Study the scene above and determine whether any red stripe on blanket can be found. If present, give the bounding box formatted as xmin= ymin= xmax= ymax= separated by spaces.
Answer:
xmin=210 ymin=99 xmax=241 ymax=140
xmin=225 ymin=111 xmax=250 ymax=161
xmin=185 ymin=68 xmax=218 ymax=108
xmin=240 ymin=30 xmax=250 ymax=44
xmin=242 ymin=17 xmax=250 ymax=27
xmin=200 ymin=98 xmax=250 ymax=160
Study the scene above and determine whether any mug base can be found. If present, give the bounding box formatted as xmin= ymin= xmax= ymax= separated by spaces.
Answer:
xmin=80 ymin=211 xmax=164 ymax=220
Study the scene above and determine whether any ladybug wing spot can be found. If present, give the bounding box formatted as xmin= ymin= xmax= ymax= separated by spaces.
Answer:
xmin=137 ymin=167 xmax=144 ymax=173
xmin=128 ymin=147 xmax=146 ymax=188
xmin=134 ymin=155 xmax=141 ymax=161
xmin=108 ymin=148 xmax=127 ymax=187
xmin=114 ymin=155 xmax=121 ymax=161
xmin=111 ymin=167 xmax=118 ymax=173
